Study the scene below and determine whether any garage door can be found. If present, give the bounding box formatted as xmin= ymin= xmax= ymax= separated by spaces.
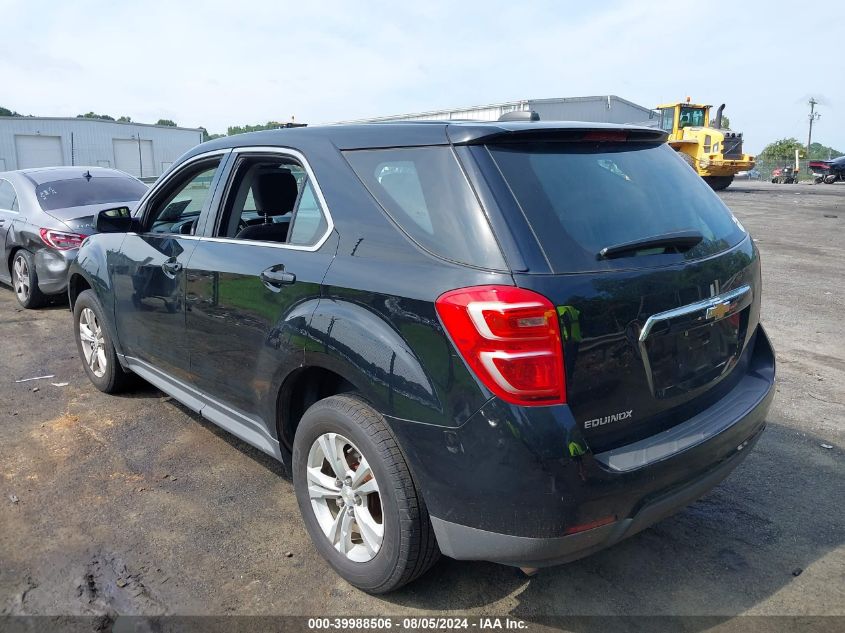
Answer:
xmin=113 ymin=139 xmax=154 ymax=178
xmin=15 ymin=135 xmax=63 ymax=169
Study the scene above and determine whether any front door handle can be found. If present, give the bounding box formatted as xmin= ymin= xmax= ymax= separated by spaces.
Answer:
xmin=260 ymin=265 xmax=296 ymax=289
xmin=161 ymin=259 xmax=183 ymax=277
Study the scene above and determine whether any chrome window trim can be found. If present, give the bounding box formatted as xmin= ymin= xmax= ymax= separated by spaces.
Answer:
xmin=205 ymin=145 xmax=335 ymax=253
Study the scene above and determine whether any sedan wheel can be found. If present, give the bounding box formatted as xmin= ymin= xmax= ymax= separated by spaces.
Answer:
xmin=79 ymin=307 xmax=108 ymax=378
xmin=13 ymin=254 xmax=30 ymax=303
xmin=11 ymin=250 xmax=46 ymax=309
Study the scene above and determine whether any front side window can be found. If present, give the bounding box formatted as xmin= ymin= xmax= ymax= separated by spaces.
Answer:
xmin=0 ymin=179 xmax=16 ymax=211
xmin=146 ymin=160 xmax=221 ymax=234
xmin=216 ymin=155 xmax=329 ymax=247
xmin=344 ymin=146 xmax=505 ymax=270
xmin=678 ymin=106 xmax=706 ymax=129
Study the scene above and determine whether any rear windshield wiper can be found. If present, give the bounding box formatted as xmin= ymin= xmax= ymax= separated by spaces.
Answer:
xmin=597 ymin=230 xmax=703 ymax=260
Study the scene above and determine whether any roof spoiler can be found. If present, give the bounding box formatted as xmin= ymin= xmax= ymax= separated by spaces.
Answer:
xmin=449 ymin=125 xmax=669 ymax=145
xmin=498 ymin=110 xmax=540 ymax=122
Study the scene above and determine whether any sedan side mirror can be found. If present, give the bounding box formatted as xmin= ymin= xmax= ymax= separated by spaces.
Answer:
xmin=96 ymin=207 xmax=139 ymax=233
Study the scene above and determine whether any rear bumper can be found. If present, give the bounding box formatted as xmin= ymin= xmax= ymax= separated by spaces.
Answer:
xmin=431 ymin=423 xmax=763 ymax=567
xmin=388 ymin=326 xmax=775 ymax=567
xmin=34 ymin=247 xmax=76 ymax=295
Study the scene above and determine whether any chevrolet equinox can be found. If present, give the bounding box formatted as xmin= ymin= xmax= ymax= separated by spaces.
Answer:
xmin=68 ymin=120 xmax=775 ymax=593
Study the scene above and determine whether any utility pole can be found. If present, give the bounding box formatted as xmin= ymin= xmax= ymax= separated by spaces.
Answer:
xmin=806 ymin=98 xmax=820 ymax=171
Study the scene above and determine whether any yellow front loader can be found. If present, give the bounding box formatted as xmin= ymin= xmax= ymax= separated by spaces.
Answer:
xmin=656 ymin=99 xmax=755 ymax=190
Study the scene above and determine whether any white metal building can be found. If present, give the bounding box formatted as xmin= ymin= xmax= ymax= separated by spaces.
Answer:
xmin=0 ymin=117 xmax=204 ymax=179
xmin=346 ymin=95 xmax=657 ymax=127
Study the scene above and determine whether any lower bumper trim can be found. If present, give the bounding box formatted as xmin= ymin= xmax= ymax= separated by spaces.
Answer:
xmin=430 ymin=425 xmax=763 ymax=568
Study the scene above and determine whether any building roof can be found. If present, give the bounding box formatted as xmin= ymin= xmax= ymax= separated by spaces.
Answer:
xmin=340 ymin=95 xmax=654 ymax=123
xmin=0 ymin=115 xmax=203 ymax=133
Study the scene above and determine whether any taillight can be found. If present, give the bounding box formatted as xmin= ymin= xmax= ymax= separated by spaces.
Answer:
xmin=435 ymin=285 xmax=566 ymax=406
xmin=39 ymin=228 xmax=85 ymax=250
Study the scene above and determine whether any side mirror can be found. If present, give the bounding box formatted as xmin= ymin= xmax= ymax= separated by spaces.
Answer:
xmin=95 ymin=207 xmax=138 ymax=233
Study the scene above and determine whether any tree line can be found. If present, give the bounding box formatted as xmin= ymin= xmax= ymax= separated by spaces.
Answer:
xmin=760 ymin=138 xmax=842 ymax=161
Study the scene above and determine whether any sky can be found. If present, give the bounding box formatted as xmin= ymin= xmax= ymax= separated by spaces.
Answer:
xmin=2 ymin=0 xmax=843 ymax=154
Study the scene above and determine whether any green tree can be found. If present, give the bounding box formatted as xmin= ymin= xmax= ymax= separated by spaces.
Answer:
xmin=709 ymin=115 xmax=731 ymax=130
xmin=1 ymin=106 xmax=22 ymax=117
xmin=760 ymin=138 xmax=805 ymax=160
xmin=808 ymin=142 xmax=843 ymax=160
xmin=77 ymin=112 xmax=115 ymax=121
xmin=198 ymin=126 xmax=225 ymax=142
xmin=156 ymin=119 xmax=177 ymax=126
xmin=117 ymin=115 xmax=132 ymax=122
xmin=226 ymin=120 xmax=305 ymax=135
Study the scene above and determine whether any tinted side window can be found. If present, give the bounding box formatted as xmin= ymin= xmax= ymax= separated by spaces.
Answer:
xmin=146 ymin=160 xmax=221 ymax=234
xmin=0 ymin=179 xmax=16 ymax=211
xmin=344 ymin=147 xmax=506 ymax=270
xmin=288 ymin=181 xmax=328 ymax=246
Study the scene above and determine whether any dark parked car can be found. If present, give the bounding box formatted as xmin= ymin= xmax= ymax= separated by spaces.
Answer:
xmin=0 ymin=166 xmax=147 ymax=308
xmin=809 ymin=155 xmax=845 ymax=184
xmin=68 ymin=121 xmax=775 ymax=593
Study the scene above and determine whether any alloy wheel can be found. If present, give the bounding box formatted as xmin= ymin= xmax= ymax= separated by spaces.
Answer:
xmin=78 ymin=307 xmax=107 ymax=378
xmin=13 ymin=255 xmax=30 ymax=303
xmin=306 ymin=432 xmax=384 ymax=562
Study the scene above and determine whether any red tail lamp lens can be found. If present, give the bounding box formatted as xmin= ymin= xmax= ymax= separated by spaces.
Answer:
xmin=435 ymin=285 xmax=566 ymax=406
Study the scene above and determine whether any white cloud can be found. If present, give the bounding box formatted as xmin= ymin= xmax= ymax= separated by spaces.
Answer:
xmin=2 ymin=0 xmax=843 ymax=152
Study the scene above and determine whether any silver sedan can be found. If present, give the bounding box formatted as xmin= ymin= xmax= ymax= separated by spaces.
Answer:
xmin=0 ymin=166 xmax=146 ymax=308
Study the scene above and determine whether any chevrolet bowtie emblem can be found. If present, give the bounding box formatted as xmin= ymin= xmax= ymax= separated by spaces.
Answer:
xmin=706 ymin=301 xmax=731 ymax=320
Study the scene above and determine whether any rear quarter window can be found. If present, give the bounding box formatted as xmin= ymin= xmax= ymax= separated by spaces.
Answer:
xmin=488 ymin=142 xmax=747 ymax=272
xmin=344 ymin=146 xmax=506 ymax=270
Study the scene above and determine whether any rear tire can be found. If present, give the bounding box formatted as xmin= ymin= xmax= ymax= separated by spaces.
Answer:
xmin=11 ymin=250 xmax=46 ymax=309
xmin=73 ymin=289 xmax=132 ymax=393
xmin=293 ymin=394 xmax=439 ymax=593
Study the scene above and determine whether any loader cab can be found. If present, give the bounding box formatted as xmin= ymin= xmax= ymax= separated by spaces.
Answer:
xmin=657 ymin=102 xmax=711 ymax=137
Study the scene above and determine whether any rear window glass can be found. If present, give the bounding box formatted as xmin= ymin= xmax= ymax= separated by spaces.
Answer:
xmin=344 ymin=147 xmax=506 ymax=270
xmin=35 ymin=176 xmax=147 ymax=213
xmin=488 ymin=142 xmax=747 ymax=272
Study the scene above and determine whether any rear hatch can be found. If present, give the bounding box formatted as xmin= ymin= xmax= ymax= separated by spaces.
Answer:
xmin=482 ymin=137 xmax=761 ymax=452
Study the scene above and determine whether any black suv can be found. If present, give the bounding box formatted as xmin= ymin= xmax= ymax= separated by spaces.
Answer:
xmin=68 ymin=121 xmax=775 ymax=593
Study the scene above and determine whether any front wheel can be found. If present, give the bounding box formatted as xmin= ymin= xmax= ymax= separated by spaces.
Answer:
xmin=293 ymin=394 xmax=439 ymax=593
xmin=73 ymin=289 xmax=132 ymax=393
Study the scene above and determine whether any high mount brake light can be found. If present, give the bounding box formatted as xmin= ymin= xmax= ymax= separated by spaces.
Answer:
xmin=583 ymin=131 xmax=629 ymax=142
xmin=435 ymin=285 xmax=566 ymax=406
xmin=39 ymin=228 xmax=85 ymax=250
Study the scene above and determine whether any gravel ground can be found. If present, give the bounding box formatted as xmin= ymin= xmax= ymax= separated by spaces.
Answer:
xmin=0 ymin=180 xmax=843 ymax=629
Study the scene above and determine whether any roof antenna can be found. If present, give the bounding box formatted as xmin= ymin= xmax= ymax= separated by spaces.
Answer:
xmin=84 ymin=170 xmax=92 ymax=181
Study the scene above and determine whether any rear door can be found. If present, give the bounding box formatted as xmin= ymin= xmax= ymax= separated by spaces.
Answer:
xmin=476 ymin=139 xmax=761 ymax=452
xmin=111 ymin=151 xmax=229 ymax=383
xmin=185 ymin=148 xmax=336 ymax=429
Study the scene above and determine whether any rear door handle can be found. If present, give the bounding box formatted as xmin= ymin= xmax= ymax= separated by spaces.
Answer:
xmin=161 ymin=259 xmax=183 ymax=277
xmin=260 ymin=265 xmax=296 ymax=289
